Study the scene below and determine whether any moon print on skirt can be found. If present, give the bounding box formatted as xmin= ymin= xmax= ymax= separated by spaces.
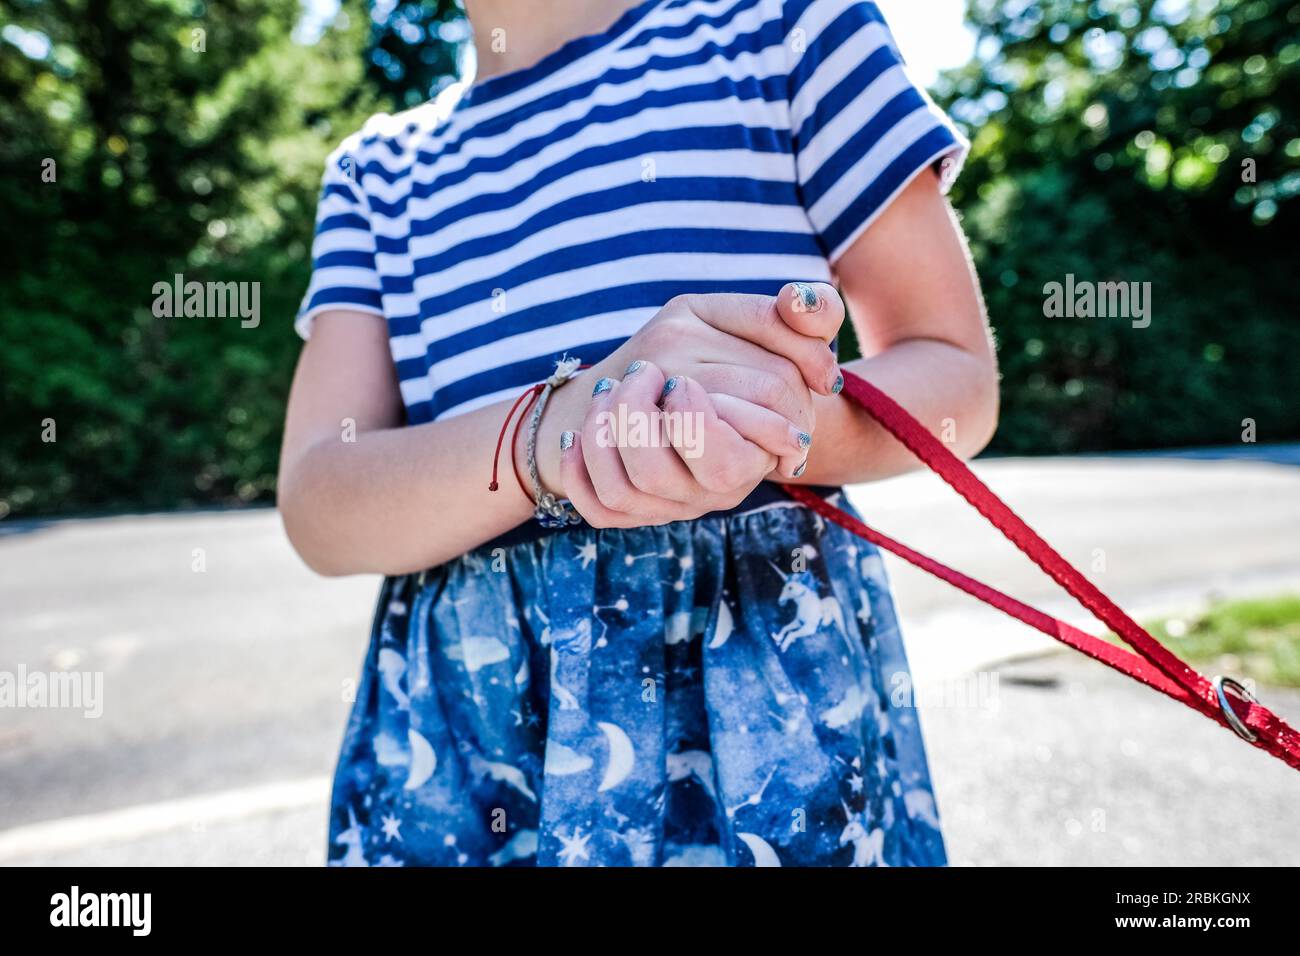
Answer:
xmin=326 ymin=496 xmax=947 ymax=866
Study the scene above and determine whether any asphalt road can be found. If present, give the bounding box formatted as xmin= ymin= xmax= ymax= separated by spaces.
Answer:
xmin=2 ymin=452 xmax=1298 ymax=866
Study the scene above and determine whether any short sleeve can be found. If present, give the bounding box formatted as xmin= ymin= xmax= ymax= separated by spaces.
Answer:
xmin=784 ymin=0 xmax=969 ymax=262
xmin=294 ymin=136 xmax=385 ymax=339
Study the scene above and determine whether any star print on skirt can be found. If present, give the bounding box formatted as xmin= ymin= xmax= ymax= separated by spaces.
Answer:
xmin=326 ymin=495 xmax=947 ymax=867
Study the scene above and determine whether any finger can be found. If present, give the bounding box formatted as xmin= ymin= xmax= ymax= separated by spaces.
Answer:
xmin=709 ymin=393 xmax=811 ymax=480
xmin=776 ymin=281 xmax=846 ymax=346
xmin=692 ymin=330 xmax=818 ymax=421
xmin=670 ymin=293 xmax=842 ymax=396
xmin=690 ymin=362 xmax=816 ymax=434
xmin=581 ymin=374 xmax=686 ymax=519
xmin=613 ymin=359 xmax=700 ymax=503
xmin=559 ymin=430 xmax=642 ymax=529
xmin=659 ymin=375 xmax=775 ymax=502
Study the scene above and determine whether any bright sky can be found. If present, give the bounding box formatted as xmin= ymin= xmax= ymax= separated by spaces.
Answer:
xmin=875 ymin=0 xmax=976 ymax=86
xmin=297 ymin=0 xmax=976 ymax=87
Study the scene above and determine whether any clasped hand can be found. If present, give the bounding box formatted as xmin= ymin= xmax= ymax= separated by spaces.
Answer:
xmin=530 ymin=282 xmax=847 ymax=528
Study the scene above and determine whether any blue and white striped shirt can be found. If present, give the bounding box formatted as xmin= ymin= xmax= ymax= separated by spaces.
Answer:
xmin=297 ymin=0 xmax=967 ymax=424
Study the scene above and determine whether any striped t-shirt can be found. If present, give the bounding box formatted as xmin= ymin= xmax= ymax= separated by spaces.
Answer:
xmin=297 ymin=0 xmax=967 ymax=425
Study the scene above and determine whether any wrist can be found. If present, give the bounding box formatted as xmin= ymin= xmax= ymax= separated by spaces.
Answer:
xmin=519 ymin=368 xmax=586 ymax=499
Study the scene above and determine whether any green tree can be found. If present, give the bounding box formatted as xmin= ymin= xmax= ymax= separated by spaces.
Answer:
xmin=938 ymin=0 xmax=1300 ymax=453
xmin=0 ymin=0 xmax=381 ymax=515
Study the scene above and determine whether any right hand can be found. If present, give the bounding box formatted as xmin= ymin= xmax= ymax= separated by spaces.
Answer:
xmin=530 ymin=283 xmax=846 ymax=528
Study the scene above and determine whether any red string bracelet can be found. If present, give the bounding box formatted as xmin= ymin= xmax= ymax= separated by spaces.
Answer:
xmin=489 ymin=362 xmax=592 ymax=502
xmin=509 ymin=387 xmax=541 ymax=500
xmin=489 ymin=382 xmax=544 ymax=497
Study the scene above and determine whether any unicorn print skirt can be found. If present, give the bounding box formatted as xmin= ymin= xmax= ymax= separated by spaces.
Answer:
xmin=327 ymin=493 xmax=947 ymax=867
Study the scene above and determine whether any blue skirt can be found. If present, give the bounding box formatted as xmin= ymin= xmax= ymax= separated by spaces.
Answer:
xmin=327 ymin=492 xmax=946 ymax=867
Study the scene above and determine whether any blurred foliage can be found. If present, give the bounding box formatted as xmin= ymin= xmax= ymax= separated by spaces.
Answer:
xmin=0 ymin=0 xmax=1296 ymax=517
xmin=939 ymin=0 xmax=1300 ymax=454
xmin=0 ymin=0 xmax=451 ymax=516
xmin=366 ymin=0 xmax=464 ymax=107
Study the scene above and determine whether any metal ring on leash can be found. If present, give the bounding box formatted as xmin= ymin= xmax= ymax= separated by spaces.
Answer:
xmin=1212 ymin=676 xmax=1258 ymax=743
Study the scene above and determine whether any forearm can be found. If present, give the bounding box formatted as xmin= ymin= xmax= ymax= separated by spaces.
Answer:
xmin=278 ymin=399 xmax=537 ymax=577
xmin=790 ymin=338 xmax=999 ymax=486
xmin=275 ymin=300 xmax=829 ymax=574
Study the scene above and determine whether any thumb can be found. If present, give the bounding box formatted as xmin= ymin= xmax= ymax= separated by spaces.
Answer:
xmin=776 ymin=281 xmax=845 ymax=344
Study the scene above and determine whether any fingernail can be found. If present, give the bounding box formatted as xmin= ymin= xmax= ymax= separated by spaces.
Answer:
xmin=560 ymin=430 xmax=575 ymax=451
xmin=793 ymin=459 xmax=808 ymax=478
xmin=831 ymin=372 xmax=844 ymax=395
xmin=793 ymin=282 xmax=821 ymax=312
xmin=661 ymin=376 xmax=681 ymax=400
xmin=624 ymin=360 xmax=645 ymax=376
xmin=592 ymin=377 xmax=615 ymax=397
xmin=796 ymin=431 xmax=812 ymax=450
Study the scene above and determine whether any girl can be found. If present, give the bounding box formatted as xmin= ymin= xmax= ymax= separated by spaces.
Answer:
xmin=280 ymin=0 xmax=996 ymax=866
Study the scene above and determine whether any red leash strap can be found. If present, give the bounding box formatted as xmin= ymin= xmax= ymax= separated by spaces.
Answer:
xmin=784 ymin=369 xmax=1300 ymax=771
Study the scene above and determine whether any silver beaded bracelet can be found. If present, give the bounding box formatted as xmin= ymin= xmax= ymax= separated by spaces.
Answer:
xmin=526 ymin=357 xmax=585 ymax=528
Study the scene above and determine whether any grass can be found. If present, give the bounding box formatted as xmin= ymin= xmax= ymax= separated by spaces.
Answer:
xmin=1136 ymin=594 xmax=1300 ymax=689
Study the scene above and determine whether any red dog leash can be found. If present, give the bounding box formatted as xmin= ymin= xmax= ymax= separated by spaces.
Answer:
xmin=784 ymin=368 xmax=1300 ymax=771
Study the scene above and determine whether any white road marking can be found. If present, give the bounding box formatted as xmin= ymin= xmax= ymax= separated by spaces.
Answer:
xmin=0 ymin=776 xmax=330 ymax=862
